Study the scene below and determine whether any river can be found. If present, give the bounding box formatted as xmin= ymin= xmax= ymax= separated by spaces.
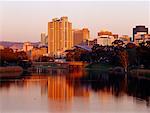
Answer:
xmin=0 ymin=69 xmax=149 ymax=113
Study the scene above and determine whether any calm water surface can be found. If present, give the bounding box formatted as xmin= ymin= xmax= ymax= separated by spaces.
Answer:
xmin=0 ymin=69 xmax=150 ymax=113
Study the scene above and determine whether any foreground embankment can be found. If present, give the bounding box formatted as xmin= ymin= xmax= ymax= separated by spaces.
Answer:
xmin=129 ymin=69 xmax=150 ymax=79
xmin=0 ymin=66 xmax=23 ymax=73
xmin=0 ymin=66 xmax=23 ymax=78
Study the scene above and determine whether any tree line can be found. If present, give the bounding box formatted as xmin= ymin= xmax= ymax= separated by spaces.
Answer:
xmin=66 ymin=41 xmax=150 ymax=70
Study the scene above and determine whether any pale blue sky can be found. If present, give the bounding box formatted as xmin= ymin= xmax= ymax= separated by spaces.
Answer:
xmin=0 ymin=1 xmax=150 ymax=42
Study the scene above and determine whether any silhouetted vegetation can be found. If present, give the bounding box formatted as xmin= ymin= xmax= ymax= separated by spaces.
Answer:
xmin=0 ymin=48 xmax=28 ymax=67
xmin=66 ymin=41 xmax=150 ymax=70
xmin=37 ymin=56 xmax=52 ymax=62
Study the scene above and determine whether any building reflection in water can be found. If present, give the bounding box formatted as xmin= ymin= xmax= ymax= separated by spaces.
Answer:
xmin=0 ymin=69 xmax=149 ymax=107
xmin=79 ymin=70 xmax=150 ymax=106
xmin=47 ymin=76 xmax=74 ymax=101
xmin=47 ymin=69 xmax=90 ymax=101
xmin=127 ymin=75 xmax=150 ymax=106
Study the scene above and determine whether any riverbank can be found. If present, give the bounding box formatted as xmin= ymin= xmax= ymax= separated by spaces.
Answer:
xmin=85 ymin=63 xmax=114 ymax=70
xmin=85 ymin=63 xmax=150 ymax=78
xmin=0 ymin=66 xmax=23 ymax=78
xmin=129 ymin=69 xmax=150 ymax=79
xmin=0 ymin=66 xmax=23 ymax=73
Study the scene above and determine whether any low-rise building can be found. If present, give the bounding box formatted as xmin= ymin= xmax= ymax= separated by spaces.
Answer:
xmin=113 ymin=34 xmax=119 ymax=40
xmin=133 ymin=25 xmax=148 ymax=42
xmin=23 ymin=42 xmax=33 ymax=52
xmin=144 ymin=34 xmax=150 ymax=42
xmin=31 ymin=47 xmax=48 ymax=61
xmin=119 ymin=35 xmax=131 ymax=45
xmin=134 ymin=34 xmax=150 ymax=45
xmin=97 ymin=29 xmax=115 ymax=46
xmin=0 ymin=45 xmax=4 ymax=50
xmin=87 ymin=38 xmax=97 ymax=47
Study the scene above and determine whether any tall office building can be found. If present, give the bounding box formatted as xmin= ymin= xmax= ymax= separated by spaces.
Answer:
xmin=48 ymin=17 xmax=73 ymax=56
xmin=41 ymin=32 xmax=48 ymax=45
xmin=133 ymin=25 xmax=148 ymax=43
xmin=73 ymin=28 xmax=90 ymax=46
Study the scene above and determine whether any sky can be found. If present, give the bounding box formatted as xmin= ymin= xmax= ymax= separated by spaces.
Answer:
xmin=0 ymin=0 xmax=150 ymax=42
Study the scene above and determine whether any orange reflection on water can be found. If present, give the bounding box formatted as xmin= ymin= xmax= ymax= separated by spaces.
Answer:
xmin=23 ymin=75 xmax=48 ymax=88
xmin=47 ymin=76 xmax=74 ymax=101
xmin=69 ymin=69 xmax=87 ymax=78
xmin=0 ymin=71 xmax=90 ymax=102
xmin=0 ymin=70 xmax=149 ymax=113
xmin=74 ymin=86 xmax=90 ymax=98
xmin=98 ymin=89 xmax=113 ymax=104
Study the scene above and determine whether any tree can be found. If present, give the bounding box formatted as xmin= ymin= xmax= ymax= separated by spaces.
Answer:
xmin=0 ymin=48 xmax=18 ymax=65
xmin=112 ymin=40 xmax=124 ymax=47
xmin=118 ymin=49 xmax=128 ymax=71
xmin=126 ymin=43 xmax=137 ymax=68
xmin=38 ymin=56 xmax=50 ymax=62
xmin=16 ymin=51 xmax=28 ymax=60
xmin=145 ymin=41 xmax=150 ymax=47
xmin=66 ymin=50 xmax=74 ymax=61
xmin=0 ymin=48 xmax=28 ymax=66
xmin=136 ymin=44 xmax=150 ymax=68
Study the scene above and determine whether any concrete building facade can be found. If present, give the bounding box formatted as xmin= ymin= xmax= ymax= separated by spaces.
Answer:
xmin=133 ymin=26 xmax=148 ymax=44
xmin=48 ymin=17 xmax=73 ymax=56
xmin=23 ymin=42 xmax=33 ymax=52
xmin=41 ymin=32 xmax=48 ymax=45
xmin=73 ymin=28 xmax=90 ymax=46
xmin=31 ymin=47 xmax=48 ymax=61
xmin=97 ymin=30 xmax=115 ymax=46
xmin=119 ymin=35 xmax=131 ymax=45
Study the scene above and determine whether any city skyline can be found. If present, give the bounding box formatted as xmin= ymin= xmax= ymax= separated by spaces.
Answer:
xmin=0 ymin=0 xmax=150 ymax=42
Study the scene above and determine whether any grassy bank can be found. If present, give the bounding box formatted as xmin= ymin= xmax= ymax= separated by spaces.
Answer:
xmin=0 ymin=66 xmax=23 ymax=73
xmin=129 ymin=69 xmax=150 ymax=78
xmin=85 ymin=63 xmax=114 ymax=71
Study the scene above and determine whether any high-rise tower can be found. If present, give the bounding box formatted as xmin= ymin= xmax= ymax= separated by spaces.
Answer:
xmin=48 ymin=17 xmax=73 ymax=56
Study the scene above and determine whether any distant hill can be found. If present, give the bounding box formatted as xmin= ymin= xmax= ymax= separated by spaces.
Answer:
xmin=0 ymin=41 xmax=23 ymax=47
xmin=0 ymin=41 xmax=40 ymax=50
